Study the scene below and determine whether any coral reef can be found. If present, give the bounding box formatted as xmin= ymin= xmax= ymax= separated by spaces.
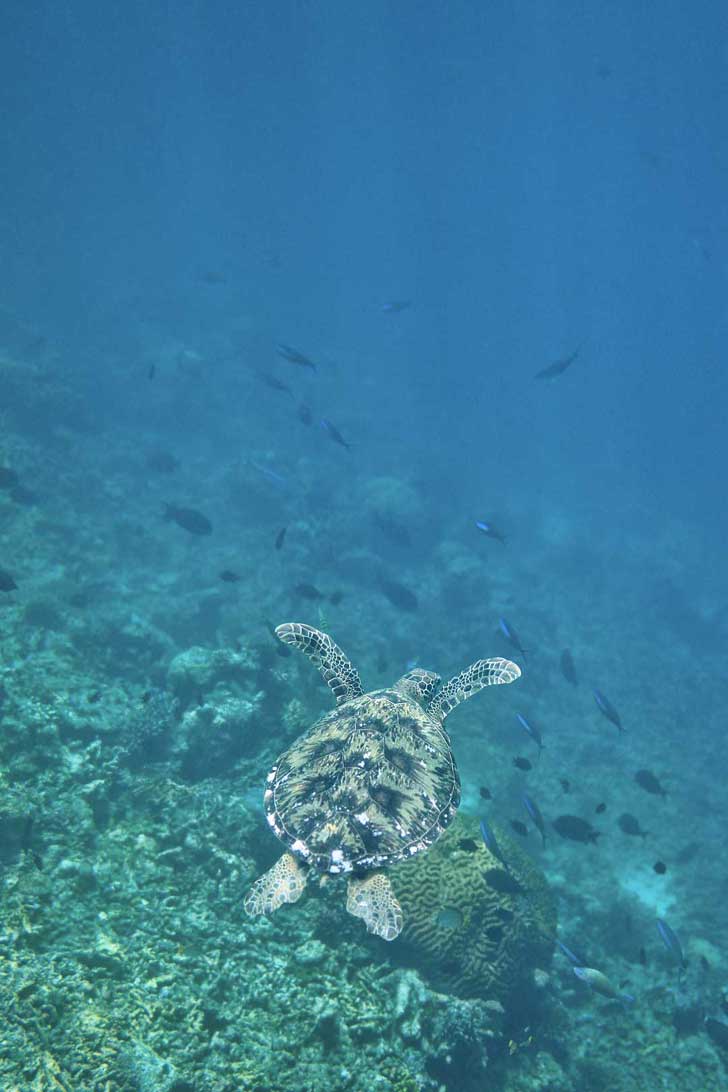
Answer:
xmin=389 ymin=814 xmax=556 ymax=1002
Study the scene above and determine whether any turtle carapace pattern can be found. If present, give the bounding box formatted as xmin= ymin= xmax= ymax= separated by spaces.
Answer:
xmin=244 ymin=623 xmax=521 ymax=941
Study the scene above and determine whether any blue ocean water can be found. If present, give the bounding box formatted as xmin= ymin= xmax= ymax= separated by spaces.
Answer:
xmin=2 ymin=3 xmax=728 ymax=1090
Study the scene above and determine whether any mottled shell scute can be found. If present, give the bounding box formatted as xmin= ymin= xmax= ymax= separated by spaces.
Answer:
xmin=265 ymin=689 xmax=460 ymax=874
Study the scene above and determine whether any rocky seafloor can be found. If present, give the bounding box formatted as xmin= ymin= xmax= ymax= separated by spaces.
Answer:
xmin=1 ymin=339 xmax=728 ymax=1091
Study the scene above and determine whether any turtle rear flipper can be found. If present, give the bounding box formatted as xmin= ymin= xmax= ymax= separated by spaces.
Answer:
xmin=346 ymin=872 xmax=403 ymax=941
xmin=244 ymin=852 xmax=307 ymax=917
xmin=428 ymin=657 xmax=521 ymax=721
xmin=276 ymin=622 xmax=363 ymax=705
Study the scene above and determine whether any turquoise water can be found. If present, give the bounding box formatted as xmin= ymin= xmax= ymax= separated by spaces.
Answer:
xmin=1 ymin=3 xmax=727 ymax=1089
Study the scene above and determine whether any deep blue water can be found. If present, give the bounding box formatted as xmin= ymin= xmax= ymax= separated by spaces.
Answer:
xmin=2 ymin=2 xmax=728 ymax=1088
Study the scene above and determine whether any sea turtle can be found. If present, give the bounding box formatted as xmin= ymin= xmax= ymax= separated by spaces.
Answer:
xmin=244 ymin=622 xmax=521 ymax=941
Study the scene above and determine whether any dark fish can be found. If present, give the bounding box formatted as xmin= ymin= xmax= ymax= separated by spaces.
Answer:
xmin=146 ymin=451 xmax=179 ymax=473
xmin=515 ymin=713 xmax=543 ymax=754
xmin=277 ymin=343 xmax=317 ymax=372
xmin=656 ymin=918 xmax=686 ymax=968
xmin=705 ymin=1018 xmax=728 ymax=1050
xmin=87 ymin=691 xmax=102 ymax=704
xmin=512 ymin=756 xmax=532 ymax=771
xmin=328 ymin=591 xmax=344 ymax=606
xmin=275 ymin=527 xmax=287 ymax=550
xmin=380 ymin=579 xmax=418 ymax=612
xmin=534 ymin=347 xmax=579 ymax=380
xmin=595 ymin=802 xmax=607 ymax=814
xmin=479 ymin=817 xmax=508 ymax=868
xmin=552 ymin=815 xmax=601 ymax=844
xmin=499 ymin=617 xmax=527 ymax=660
xmin=522 ymin=793 xmax=547 ymax=846
xmin=510 ymin=819 xmax=529 ymax=837
xmin=0 ymin=568 xmax=17 ymax=592
xmin=634 ymin=769 xmax=667 ymax=797
xmin=0 ymin=467 xmax=20 ymax=490
xmin=476 ymin=520 xmax=506 ymax=544
xmin=700 ymin=955 xmax=710 ymax=972
xmin=199 ymin=270 xmax=227 ymax=285
xmin=479 ymin=786 xmax=492 ymax=800
xmin=560 ymin=648 xmax=577 ymax=685
xmin=320 ymin=418 xmax=351 ymax=450
xmin=653 ymin=860 xmax=667 ymax=875
xmin=593 ymin=689 xmax=623 ymax=732
xmin=163 ymin=504 xmax=212 ymax=536
xmin=381 ymin=300 xmax=411 ymax=313
xmin=148 ymin=363 xmax=156 ymax=380
xmin=638 ymin=946 xmax=647 ymax=966
xmin=219 ymin=570 xmax=240 ymax=583
xmin=294 ymin=583 xmax=326 ymax=601
xmin=255 ymin=370 xmax=294 ymax=397
xmin=298 ymin=403 xmax=313 ymax=426
xmin=559 ymin=778 xmax=571 ymax=793
xmin=618 ymin=813 xmax=648 ymax=838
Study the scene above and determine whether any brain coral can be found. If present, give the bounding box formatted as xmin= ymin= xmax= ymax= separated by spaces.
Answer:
xmin=388 ymin=814 xmax=556 ymax=1001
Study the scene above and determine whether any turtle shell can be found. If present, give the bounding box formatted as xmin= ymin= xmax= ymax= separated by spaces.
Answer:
xmin=264 ymin=688 xmax=460 ymax=875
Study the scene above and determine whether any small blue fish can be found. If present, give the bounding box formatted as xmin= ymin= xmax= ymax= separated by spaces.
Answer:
xmin=250 ymin=460 xmax=287 ymax=487
xmin=320 ymin=418 xmax=351 ymax=450
xmin=555 ymin=938 xmax=585 ymax=965
xmin=381 ymin=300 xmax=411 ymax=313
xmin=593 ymin=689 xmax=623 ymax=732
xmin=499 ymin=617 xmax=527 ymax=660
xmin=522 ymin=792 xmax=546 ymax=846
xmin=516 ymin=712 xmax=543 ymax=755
xmin=657 ymin=918 xmax=686 ymax=968
xmin=479 ymin=817 xmax=508 ymax=869
xmin=476 ymin=520 xmax=506 ymax=544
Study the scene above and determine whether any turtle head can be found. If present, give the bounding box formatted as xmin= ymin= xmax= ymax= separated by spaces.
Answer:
xmin=393 ymin=668 xmax=442 ymax=706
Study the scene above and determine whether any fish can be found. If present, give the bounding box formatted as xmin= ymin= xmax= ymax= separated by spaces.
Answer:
xmin=522 ymin=793 xmax=547 ymax=846
xmin=219 ymin=570 xmax=241 ymax=583
xmin=479 ymin=817 xmax=508 ymax=868
xmin=199 ymin=270 xmax=227 ymax=285
xmin=559 ymin=778 xmax=571 ymax=793
xmin=381 ymin=300 xmax=411 ymax=313
xmin=479 ymin=786 xmax=492 ymax=800
xmin=510 ymin=820 xmax=529 ymax=837
xmin=560 ymin=649 xmax=577 ymax=685
xmin=476 ymin=520 xmax=506 ymax=544
xmin=148 ymin=363 xmax=156 ymax=380
xmin=380 ymin=579 xmax=418 ymax=612
xmin=163 ymin=504 xmax=212 ymax=536
xmin=250 ymin=461 xmax=288 ymax=487
xmin=255 ymin=370 xmax=294 ymax=398
xmin=656 ymin=918 xmax=686 ymax=968
xmin=0 ymin=467 xmax=20 ymax=491
xmin=329 ymin=591 xmax=344 ymax=606
xmin=276 ymin=343 xmax=317 ymax=372
xmin=320 ymin=418 xmax=351 ymax=450
xmin=512 ymin=756 xmax=532 ymax=771
xmin=595 ymin=802 xmax=607 ymax=814
xmin=293 ymin=583 xmax=326 ymax=601
xmin=572 ymin=966 xmax=633 ymax=1003
xmin=634 ymin=769 xmax=667 ymax=797
xmin=638 ymin=946 xmax=647 ymax=966
xmin=653 ymin=860 xmax=667 ymax=875
xmin=515 ymin=713 xmax=543 ymax=754
xmin=618 ymin=813 xmax=648 ymax=838
xmin=499 ymin=617 xmax=527 ymax=660
xmin=298 ymin=403 xmax=313 ymax=426
xmin=0 ymin=568 xmax=18 ymax=592
xmin=275 ymin=527 xmax=287 ymax=550
xmin=593 ymin=689 xmax=623 ymax=732
xmin=552 ymin=815 xmax=601 ymax=844
xmin=556 ymin=939 xmax=586 ymax=965
xmin=534 ymin=347 xmax=579 ymax=380
xmin=146 ymin=451 xmax=179 ymax=473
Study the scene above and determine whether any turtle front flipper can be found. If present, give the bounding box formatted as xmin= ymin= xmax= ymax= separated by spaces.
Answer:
xmin=346 ymin=872 xmax=403 ymax=941
xmin=428 ymin=657 xmax=521 ymax=721
xmin=275 ymin=622 xmax=364 ymax=705
xmin=244 ymin=852 xmax=307 ymax=917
